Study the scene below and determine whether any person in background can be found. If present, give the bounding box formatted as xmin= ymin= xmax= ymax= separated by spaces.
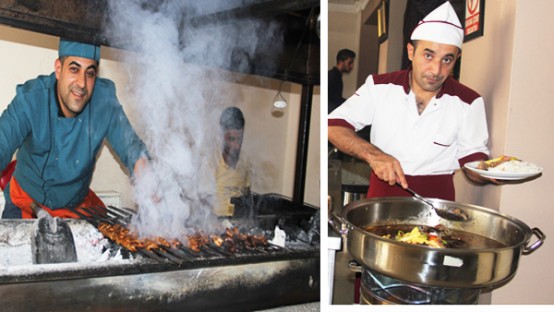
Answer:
xmin=213 ymin=106 xmax=251 ymax=217
xmin=328 ymin=49 xmax=356 ymax=114
xmin=328 ymin=2 xmax=495 ymax=201
xmin=0 ymin=38 xmax=149 ymax=219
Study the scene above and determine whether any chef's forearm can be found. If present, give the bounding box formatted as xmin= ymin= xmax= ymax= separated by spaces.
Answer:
xmin=328 ymin=125 xmax=381 ymax=165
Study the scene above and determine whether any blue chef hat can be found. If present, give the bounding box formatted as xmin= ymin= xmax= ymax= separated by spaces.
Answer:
xmin=58 ymin=39 xmax=101 ymax=62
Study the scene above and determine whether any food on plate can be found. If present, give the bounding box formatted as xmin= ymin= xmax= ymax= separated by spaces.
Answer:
xmin=476 ymin=155 xmax=541 ymax=174
xmin=476 ymin=155 xmax=518 ymax=170
xmin=488 ymin=160 xmax=542 ymax=173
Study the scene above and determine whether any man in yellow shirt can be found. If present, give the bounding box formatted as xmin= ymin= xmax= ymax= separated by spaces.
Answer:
xmin=214 ymin=107 xmax=251 ymax=217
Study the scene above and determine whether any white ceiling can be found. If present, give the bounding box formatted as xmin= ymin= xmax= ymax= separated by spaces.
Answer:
xmin=328 ymin=0 xmax=361 ymax=5
xmin=328 ymin=0 xmax=368 ymax=12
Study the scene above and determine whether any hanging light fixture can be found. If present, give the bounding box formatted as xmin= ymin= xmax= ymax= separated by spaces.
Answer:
xmin=271 ymin=81 xmax=287 ymax=117
xmin=270 ymin=7 xmax=315 ymax=118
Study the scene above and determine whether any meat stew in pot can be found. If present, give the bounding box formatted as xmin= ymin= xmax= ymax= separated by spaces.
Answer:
xmin=363 ymin=224 xmax=506 ymax=249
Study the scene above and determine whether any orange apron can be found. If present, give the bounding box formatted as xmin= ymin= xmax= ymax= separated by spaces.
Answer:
xmin=9 ymin=176 xmax=106 ymax=218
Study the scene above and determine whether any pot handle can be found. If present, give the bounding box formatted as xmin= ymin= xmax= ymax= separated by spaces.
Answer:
xmin=327 ymin=195 xmax=351 ymax=235
xmin=328 ymin=201 xmax=348 ymax=235
xmin=522 ymin=227 xmax=546 ymax=255
xmin=328 ymin=212 xmax=349 ymax=235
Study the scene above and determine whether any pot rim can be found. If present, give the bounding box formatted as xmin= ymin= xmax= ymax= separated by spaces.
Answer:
xmin=342 ymin=196 xmax=535 ymax=251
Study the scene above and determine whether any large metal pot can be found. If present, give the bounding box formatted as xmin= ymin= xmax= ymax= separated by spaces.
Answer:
xmin=341 ymin=197 xmax=545 ymax=289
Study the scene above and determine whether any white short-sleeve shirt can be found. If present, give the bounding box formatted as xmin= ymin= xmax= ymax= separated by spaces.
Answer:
xmin=329 ymin=69 xmax=489 ymax=175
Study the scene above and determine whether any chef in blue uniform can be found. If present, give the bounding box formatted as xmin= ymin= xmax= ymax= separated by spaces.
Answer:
xmin=0 ymin=38 xmax=149 ymax=218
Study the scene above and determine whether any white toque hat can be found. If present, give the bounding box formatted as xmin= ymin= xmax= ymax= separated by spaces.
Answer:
xmin=410 ymin=2 xmax=464 ymax=48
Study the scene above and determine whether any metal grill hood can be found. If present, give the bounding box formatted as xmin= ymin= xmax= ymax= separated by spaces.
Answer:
xmin=0 ymin=0 xmax=319 ymax=85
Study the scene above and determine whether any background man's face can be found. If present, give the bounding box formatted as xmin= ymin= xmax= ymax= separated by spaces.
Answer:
xmin=339 ymin=57 xmax=355 ymax=74
xmin=223 ymin=129 xmax=244 ymax=165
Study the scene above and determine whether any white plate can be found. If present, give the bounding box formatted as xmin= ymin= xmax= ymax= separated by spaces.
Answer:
xmin=464 ymin=161 xmax=543 ymax=180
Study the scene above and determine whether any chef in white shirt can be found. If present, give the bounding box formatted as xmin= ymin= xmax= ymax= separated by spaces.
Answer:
xmin=328 ymin=2 xmax=492 ymax=200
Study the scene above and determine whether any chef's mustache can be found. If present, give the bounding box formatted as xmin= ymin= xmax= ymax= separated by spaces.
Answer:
xmin=71 ymin=86 xmax=88 ymax=97
xmin=423 ymin=73 xmax=443 ymax=81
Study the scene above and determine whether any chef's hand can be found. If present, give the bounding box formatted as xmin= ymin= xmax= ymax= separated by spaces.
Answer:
xmin=462 ymin=167 xmax=504 ymax=185
xmin=368 ymin=152 xmax=408 ymax=188
xmin=133 ymin=157 xmax=149 ymax=178
xmin=133 ymin=157 xmax=162 ymax=203
xmin=328 ymin=125 xmax=407 ymax=187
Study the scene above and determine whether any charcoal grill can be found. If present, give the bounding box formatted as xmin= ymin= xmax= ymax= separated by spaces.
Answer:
xmin=69 ymin=204 xmax=312 ymax=266
xmin=0 ymin=195 xmax=319 ymax=311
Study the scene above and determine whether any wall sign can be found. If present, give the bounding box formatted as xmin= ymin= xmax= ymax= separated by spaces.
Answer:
xmin=377 ymin=0 xmax=389 ymax=44
xmin=464 ymin=0 xmax=485 ymax=42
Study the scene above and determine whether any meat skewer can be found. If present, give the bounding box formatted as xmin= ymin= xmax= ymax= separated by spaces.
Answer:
xmin=171 ymin=239 xmax=206 ymax=259
xmin=106 ymin=205 xmax=134 ymax=220
xmin=96 ymin=222 xmax=185 ymax=264
xmin=86 ymin=207 xmax=272 ymax=264
xmin=80 ymin=206 xmax=115 ymax=225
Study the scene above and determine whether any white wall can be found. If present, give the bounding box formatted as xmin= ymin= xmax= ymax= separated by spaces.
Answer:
xmin=227 ymin=78 xmax=320 ymax=206
xmin=0 ymin=25 xmax=320 ymax=209
xmin=489 ymin=0 xmax=554 ymax=304
xmin=353 ymin=0 xmax=554 ymax=303
xmin=383 ymin=0 xmax=407 ymax=73
xmin=329 ymin=0 xmax=554 ymax=304
xmin=328 ymin=8 xmax=361 ymax=99
xmin=456 ymin=0 xmax=554 ymax=304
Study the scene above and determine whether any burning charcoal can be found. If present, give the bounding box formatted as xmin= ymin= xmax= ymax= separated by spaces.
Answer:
xmin=154 ymin=237 xmax=171 ymax=249
xmin=187 ymin=234 xmax=210 ymax=253
xmin=296 ymin=231 xmax=310 ymax=244
xmin=306 ymin=210 xmax=320 ymax=245
xmin=244 ymin=236 xmax=255 ymax=249
xmin=108 ymin=246 xmax=131 ymax=259
xmin=170 ymin=239 xmax=183 ymax=249
xmin=119 ymin=246 xmax=131 ymax=259
xmin=188 ymin=238 xmax=201 ymax=253
xmin=223 ymin=236 xmax=237 ymax=253
xmin=308 ymin=231 xmax=320 ymax=245
xmin=224 ymin=228 xmax=234 ymax=239
xmin=211 ymin=235 xmax=224 ymax=247
xmin=280 ymin=224 xmax=303 ymax=241
xmin=94 ymin=217 xmax=282 ymax=264
xmin=141 ymin=239 xmax=160 ymax=251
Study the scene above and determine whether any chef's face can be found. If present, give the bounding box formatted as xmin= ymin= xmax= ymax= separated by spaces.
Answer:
xmin=223 ymin=129 xmax=243 ymax=166
xmin=55 ymin=56 xmax=98 ymax=118
xmin=407 ymin=40 xmax=460 ymax=93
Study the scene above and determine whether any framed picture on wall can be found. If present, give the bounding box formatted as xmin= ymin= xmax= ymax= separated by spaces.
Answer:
xmin=377 ymin=0 xmax=389 ymax=43
xmin=464 ymin=0 xmax=485 ymax=42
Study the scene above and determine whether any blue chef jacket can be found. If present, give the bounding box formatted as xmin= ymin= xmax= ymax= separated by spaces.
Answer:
xmin=0 ymin=73 xmax=147 ymax=209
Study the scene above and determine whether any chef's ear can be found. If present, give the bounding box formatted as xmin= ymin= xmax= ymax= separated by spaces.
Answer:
xmin=54 ymin=58 xmax=62 ymax=80
xmin=407 ymin=42 xmax=415 ymax=61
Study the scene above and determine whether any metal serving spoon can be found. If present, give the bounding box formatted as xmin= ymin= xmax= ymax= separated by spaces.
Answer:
xmin=402 ymin=186 xmax=470 ymax=222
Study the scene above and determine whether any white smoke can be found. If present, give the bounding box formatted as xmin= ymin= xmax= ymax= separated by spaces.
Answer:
xmin=106 ymin=0 xmax=283 ymax=238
